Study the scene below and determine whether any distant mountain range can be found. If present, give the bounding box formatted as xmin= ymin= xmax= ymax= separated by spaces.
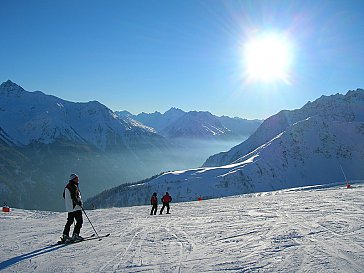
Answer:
xmin=0 ymin=80 xmax=260 ymax=211
xmin=85 ymin=89 xmax=364 ymax=208
xmin=116 ymin=108 xmax=261 ymax=141
xmin=0 ymin=80 xmax=166 ymax=151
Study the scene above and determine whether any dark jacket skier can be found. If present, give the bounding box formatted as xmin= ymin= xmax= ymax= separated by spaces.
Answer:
xmin=160 ymin=192 xmax=172 ymax=214
xmin=150 ymin=192 xmax=158 ymax=215
xmin=62 ymin=173 xmax=83 ymax=242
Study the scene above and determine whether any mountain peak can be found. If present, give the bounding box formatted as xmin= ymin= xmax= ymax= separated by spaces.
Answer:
xmin=164 ymin=107 xmax=185 ymax=115
xmin=0 ymin=80 xmax=25 ymax=95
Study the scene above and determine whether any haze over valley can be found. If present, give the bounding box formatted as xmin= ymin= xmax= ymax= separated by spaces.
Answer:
xmin=0 ymin=80 xmax=260 ymax=211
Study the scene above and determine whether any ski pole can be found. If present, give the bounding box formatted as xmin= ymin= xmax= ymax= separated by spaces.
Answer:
xmin=81 ymin=206 xmax=101 ymax=240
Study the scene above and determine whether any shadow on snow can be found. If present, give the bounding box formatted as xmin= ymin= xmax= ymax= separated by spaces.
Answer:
xmin=0 ymin=243 xmax=66 ymax=270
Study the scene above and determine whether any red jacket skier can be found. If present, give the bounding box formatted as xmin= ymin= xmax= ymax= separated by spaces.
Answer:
xmin=160 ymin=192 xmax=172 ymax=214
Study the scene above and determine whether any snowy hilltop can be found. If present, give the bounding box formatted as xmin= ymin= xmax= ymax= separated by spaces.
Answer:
xmin=1 ymin=183 xmax=364 ymax=272
xmin=86 ymin=89 xmax=364 ymax=208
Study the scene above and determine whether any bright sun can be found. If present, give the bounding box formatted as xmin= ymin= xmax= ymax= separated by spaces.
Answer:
xmin=243 ymin=33 xmax=293 ymax=84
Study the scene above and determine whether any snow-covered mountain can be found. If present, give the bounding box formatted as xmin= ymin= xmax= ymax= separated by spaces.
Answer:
xmin=134 ymin=107 xmax=186 ymax=132
xmin=115 ymin=107 xmax=263 ymax=172
xmin=86 ymin=89 xmax=364 ymax=208
xmin=160 ymin=111 xmax=233 ymax=139
xmin=116 ymin=107 xmax=262 ymax=140
xmin=204 ymin=89 xmax=364 ymax=167
xmin=116 ymin=108 xmax=263 ymax=169
xmin=3 ymin=183 xmax=363 ymax=273
xmin=0 ymin=80 xmax=162 ymax=151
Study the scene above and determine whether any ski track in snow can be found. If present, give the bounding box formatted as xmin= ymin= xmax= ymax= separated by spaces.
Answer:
xmin=1 ymin=184 xmax=364 ymax=273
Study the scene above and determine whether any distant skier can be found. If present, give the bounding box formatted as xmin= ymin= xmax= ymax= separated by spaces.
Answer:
xmin=160 ymin=192 xmax=172 ymax=214
xmin=150 ymin=192 xmax=158 ymax=215
xmin=61 ymin=173 xmax=84 ymax=242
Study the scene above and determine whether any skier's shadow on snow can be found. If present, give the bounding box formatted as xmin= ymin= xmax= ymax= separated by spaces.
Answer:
xmin=0 ymin=243 xmax=66 ymax=270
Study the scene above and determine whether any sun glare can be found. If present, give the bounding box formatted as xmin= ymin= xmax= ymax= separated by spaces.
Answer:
xmin=243 ymin=33 xmax=293 ymax=84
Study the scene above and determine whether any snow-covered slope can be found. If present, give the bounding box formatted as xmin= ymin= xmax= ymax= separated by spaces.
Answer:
xmin=0 ymin=80 xmax=163 ymax=151
xmin=1 ymin=184 xmax=363 ymax=272
xmin=204 ymin=89 xmax=364 ymax=167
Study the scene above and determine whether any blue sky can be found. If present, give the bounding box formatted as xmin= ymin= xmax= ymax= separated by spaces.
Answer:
xmin=1 ymin=0 xmax=364 ymax=119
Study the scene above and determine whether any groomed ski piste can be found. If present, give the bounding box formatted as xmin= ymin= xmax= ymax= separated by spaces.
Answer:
xmin=1 ymin=182 xmax=363 ymax=273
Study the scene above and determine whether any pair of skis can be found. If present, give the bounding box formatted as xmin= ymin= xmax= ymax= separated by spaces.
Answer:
xmin=58 ymin=207 xmax=110 ymax=245
xmin=57 ymin=233 xmax=110 ymax=245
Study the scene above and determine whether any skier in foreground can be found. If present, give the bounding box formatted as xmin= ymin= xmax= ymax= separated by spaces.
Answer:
xmin=150 ymin=192 xmax=158 ymax=215
xmin=160 ymin=192 xmax=172 ymax=214
xmin=61 ymin=173 xmax=84 ymax=242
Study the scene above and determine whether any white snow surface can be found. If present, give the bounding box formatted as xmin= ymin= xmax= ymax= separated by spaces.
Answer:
xmin=1 ymin=183 xmax=364 ymax=273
